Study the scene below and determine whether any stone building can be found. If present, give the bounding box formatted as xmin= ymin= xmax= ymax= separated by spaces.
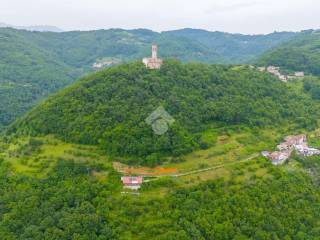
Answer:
xmin=142 ymin=44 xmax=163 ymax=69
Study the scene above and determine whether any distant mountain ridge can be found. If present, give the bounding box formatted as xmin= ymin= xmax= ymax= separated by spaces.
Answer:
xmin=164 ymin=28 xmax=297 ymax=63
xmin=256 ymin=30 xmax=320 ymax=75
xmin=0 ymin=22 xmax=63 ymax=32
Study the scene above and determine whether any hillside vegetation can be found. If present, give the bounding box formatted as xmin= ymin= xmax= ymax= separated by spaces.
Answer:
xmin=0 ymin=28 xmax=298 ymax=131
xmin=165 ymin=28 xmax=296 ymax=63
xmin=8 ymin=61 xmax=319 ymax=165
xmin=257 ymin=30 xmax=320 ymax=75
xmin=1 ymin=157 xmax=320 ymax=239
xmin=0 ymin=29 xmax=84 ymax=131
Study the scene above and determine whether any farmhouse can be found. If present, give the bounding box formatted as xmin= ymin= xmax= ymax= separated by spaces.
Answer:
xmin=295 ymin=145 xmax=320 ymax=156
xmin=262 ymin=150 xmax=292 ymax=165
xmin=294 ymin=72 xmax=305 ymax=77
xmin=257 ymin=67 xmax=266 ymax=72
xmin=277 ymin=134 xmax=307 ymax=151
xmin=267 ymin=66 xmax=280 ymax=74
xmin=121 ymin=176 xmax=143 ymax=190
xmin=142 ymin=44 xmax=163 ymax=69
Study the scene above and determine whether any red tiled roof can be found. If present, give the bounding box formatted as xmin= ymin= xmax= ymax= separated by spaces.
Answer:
xmin=121 ymin=176 xmax=143 ymax=185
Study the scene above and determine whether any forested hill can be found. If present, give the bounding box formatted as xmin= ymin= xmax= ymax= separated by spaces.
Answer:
xmin=9 ymin=61 xmax=319 ymax=165
xmin=0 ymin=28 xmax=84 ymax=132
xmin=0 ymin=28 xmax=299 ymax=131
xmin=0 ymin=28 xmax=219 ymax=132
xmin=256 ymin=30 xmax=320 ymax=75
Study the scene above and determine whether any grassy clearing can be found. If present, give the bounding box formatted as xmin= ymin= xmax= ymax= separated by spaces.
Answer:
xmin=1 ymin=135 xmax=111 ymax=177
xmin=140 ymin=124 xmax=316 ymax=192
xmin=163 ymin=126 xmax=284 ymax=172
xmin=141 ymin=157 xmax=274 ymax=195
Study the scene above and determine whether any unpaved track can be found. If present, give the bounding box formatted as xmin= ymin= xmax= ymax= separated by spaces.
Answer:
xmin=144 ymin=153 xmax=260 ymax=182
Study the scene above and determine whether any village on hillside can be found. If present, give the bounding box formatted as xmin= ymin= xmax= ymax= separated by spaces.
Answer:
xmin=91 ymin=43 xmax=163 ymax=71
xmin=257 ymin=66 xmax=305 ymax=82
xmin=262 ymin=134 xmax=320 ymax=165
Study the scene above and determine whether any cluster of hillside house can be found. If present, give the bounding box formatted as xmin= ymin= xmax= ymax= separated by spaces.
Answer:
xmin=258 ymin=66 xmax=304 ymax=82
xmin=92 ymin=58 xmax=121 ymax=69
xmin=262 ymin=134 xmax=320 ymax=165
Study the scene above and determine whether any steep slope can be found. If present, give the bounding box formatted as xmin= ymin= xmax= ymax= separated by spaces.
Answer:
xmin=0 ymin=28 xmax=84 ymax=131
xmin=165 ymin=28 xmax=297 ymax=63
xmin=257 ymin=30 xmax=320 ymax=75
xmin=9 ymin=61 xmax=319 ymax=165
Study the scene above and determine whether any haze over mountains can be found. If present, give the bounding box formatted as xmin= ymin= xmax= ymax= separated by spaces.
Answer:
xmin=0 ymin=22 xmax=63 ymax=32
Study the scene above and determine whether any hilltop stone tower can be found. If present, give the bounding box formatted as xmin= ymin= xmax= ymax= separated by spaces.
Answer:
xmin=152 ymin=44 xmax=158 ymax=58
xmin=143 ymin=43 xmax=163 ymax=69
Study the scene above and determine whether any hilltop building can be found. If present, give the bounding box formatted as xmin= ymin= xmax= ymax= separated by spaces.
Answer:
xmin=143 ymin=44 xmax=163 ymax=69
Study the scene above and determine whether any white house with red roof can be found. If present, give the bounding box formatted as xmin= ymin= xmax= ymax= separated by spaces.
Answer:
xmin=121 ymin=176 xmax=143 ymax=190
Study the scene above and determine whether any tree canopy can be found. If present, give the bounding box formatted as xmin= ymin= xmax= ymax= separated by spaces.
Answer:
xmin=8 ymin=61 xmax=319 ymax=165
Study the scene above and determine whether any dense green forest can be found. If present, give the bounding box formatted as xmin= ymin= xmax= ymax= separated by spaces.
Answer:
xmin=8 ymin=61 xmax=319 ymax=165
xmin=0 ymin=158 xmax=320 ymax=239
xmin=165 ymin=28 xmax=296 ymax=63
xmin=0 ymin=29 xmax=84 ymax=131
xmin=0 ymin=27 xmax=299 ymax=131
xmin=303 ymin=76 xmax=320 ymax=99
xmin=257 ymin=30 xmax=320 ymax=75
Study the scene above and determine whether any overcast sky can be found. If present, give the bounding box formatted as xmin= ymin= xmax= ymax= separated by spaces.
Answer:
xmin=1 ymin=0 xmax=319 ymax=34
